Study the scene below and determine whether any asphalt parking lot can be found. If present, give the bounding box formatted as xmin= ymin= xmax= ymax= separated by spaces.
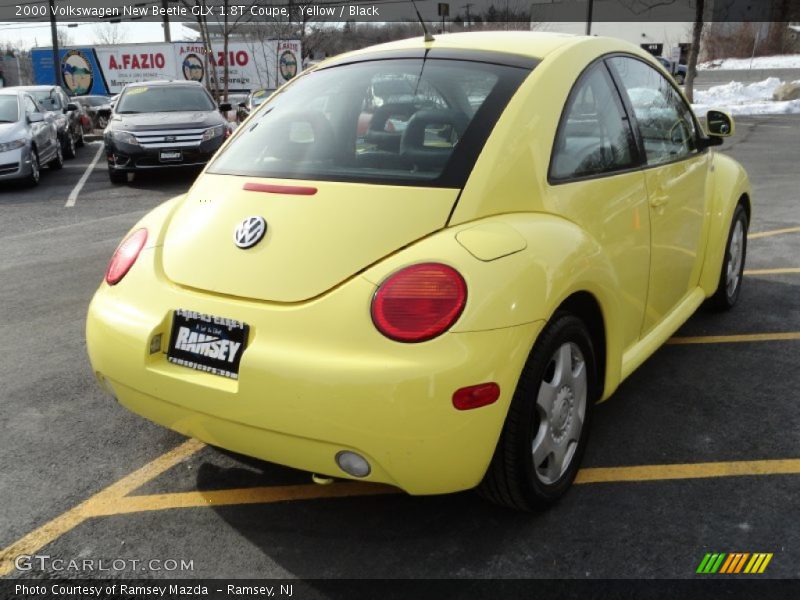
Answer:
xmin=1 ymin=115 xmax=799 ymax=583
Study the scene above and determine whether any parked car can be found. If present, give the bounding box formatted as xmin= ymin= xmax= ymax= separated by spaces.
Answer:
xmin=237 ymin=88 xmax=274 ymax=122
xmin=104 ymin=80 xmax=232 ymax=184
xmin=87 ymin=33 xmax=750 ymax=511
xmin=655 ymin=56 xmax=687 ymax=84
xmin=0 ymin=88 xmax=63 ymax=186
xmin=75 ymin=95 xmax=112 ymax=129
xmin=16 ymin=85 xmax=83 ymax=158
xmin=224 ymin=93 xmax=248 ymax=124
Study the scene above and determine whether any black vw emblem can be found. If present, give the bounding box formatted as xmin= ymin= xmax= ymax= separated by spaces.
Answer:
xmin=165 ymin=135 xmax=177 ymax=142
xmin=233 ymin=216 xmax=267 ymax=249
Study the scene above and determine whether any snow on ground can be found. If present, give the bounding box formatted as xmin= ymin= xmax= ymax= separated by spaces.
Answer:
xmin=691 ymin=77 xmax=800 ymax=116
xmin=699 ymin=54 xmax=800 ymax=70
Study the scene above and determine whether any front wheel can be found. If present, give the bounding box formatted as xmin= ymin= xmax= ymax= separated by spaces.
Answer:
xmin=63 ymin=133 xmax=77 ymax=159
xmin=709 ymin=204 xmax=748 ymax=310
xmin=49 ymin=143 xmax=64 ymax=170
xmin=26 ymin=150 xmax=41 ymax=187
xmin=478 ymin=314 xmax=597 ymax=511
xmin=108 ymin=166 xmax=128 ymax=184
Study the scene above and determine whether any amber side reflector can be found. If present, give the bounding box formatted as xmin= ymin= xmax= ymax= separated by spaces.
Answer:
xmin=242 ymin=182 xmax=317 ymax=195
xmin=452 ymin=383 xmax=501 ymax=410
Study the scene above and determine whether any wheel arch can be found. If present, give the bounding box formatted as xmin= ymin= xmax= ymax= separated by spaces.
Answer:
xmin=698 ymin=154 xmax=752 ymax=296
xmin=555 ymin=291 xmax=607 ymax=402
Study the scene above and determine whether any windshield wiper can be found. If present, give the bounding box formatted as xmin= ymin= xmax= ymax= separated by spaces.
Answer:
xmin=117 ymin=110 xmax=140 ymax=114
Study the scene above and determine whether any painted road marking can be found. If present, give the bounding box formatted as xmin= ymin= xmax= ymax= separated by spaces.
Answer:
xmin=89 ymin=483 xmax=397 ymax=516
xmin=668 ymin=332 xmax=800 ymax=345
xmin=748 ymin=226 xmax=800 ymax=239
xmin=574 ymin=458 xmax=800 ymax=484
xmin=0 ymin=439 xmax=203 ymax=577
xmin=3 ymin=449 xmax=800 ymax=577
xmin=65 ymin=143 xmax=104 ymax=208
xmin=744 ymin=267 xmax=800 ymax=276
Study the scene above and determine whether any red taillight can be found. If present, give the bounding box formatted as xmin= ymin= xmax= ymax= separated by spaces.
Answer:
xmin=453 ymin=383 xmax=501 ymax=410
xmin=371 ymin=263 xmax=467 ymax=342
xmin=105 ymin=228 xmax=148 ymax=285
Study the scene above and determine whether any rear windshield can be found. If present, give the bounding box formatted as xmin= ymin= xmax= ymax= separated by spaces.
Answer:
xmin=0 ymin=96 xmax=18 ymax=122
xmin=208 ymin=58 xmax=531 ymax=187
xmin=116 ymin=86 xmax=215 ymax=114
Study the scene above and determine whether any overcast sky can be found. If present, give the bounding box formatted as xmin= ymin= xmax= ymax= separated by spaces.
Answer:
xmin=0 ymin=21 xmax=194 ymax=49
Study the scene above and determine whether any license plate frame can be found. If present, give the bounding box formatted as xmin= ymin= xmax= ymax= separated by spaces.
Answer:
xmin=159 ymin=149 xmax=182 ymax=162
xmin=166 ymin=309 xmax=249 ymax=379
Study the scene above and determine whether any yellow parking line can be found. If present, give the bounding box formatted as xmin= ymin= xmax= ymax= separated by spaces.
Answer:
xmin=668 ymin=332 xmax=800 ymax=345
xmin=575 ymin=458 xmax=800 ymax=484
xmin=748 ymin=226 xmax=800 ymax=239
xmin=744 ymin=267 xmax=800 ymax=276
xmin=88 ymin=482 xmax=398 ymax=516
xmin=0 ymin=439 xmax=203 ymax=577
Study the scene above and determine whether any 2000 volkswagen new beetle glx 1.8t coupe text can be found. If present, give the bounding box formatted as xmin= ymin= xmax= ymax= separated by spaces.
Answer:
xmin=86 ymin=32 xmax=751 ymax=511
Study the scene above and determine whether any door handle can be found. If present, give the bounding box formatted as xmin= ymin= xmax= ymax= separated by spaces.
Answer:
xmin=650 ymin=194 xmax=670 ymax=208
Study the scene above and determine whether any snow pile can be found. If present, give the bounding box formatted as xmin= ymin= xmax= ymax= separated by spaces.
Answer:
xmin=699 ymin=55 xmax=800 ymax=70
xmin=692 ymin=77 xmax=800 ymax=116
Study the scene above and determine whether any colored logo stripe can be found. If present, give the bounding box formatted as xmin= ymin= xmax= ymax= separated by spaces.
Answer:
xmin=697 ymin=552 xmax=773 ymax=574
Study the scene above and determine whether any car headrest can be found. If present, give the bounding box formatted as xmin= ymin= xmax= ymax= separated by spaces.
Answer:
xmin=268 ymin=111 xmax=336 ymax=161
xmin=399 ymin=109 xmax=469 ymax=171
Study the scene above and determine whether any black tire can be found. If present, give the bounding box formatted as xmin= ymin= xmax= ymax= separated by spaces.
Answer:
xmin=97 ymin=115 xmax=108 ymax=129
xmin=108 ymin=166 xmax=128 ymax=184
xmin=675 ymin=73 xmax=685 ymax=85
xmin=708 ymin=204 xmax=748 ymax=311
xmin=63 ymin=133 xmax=77 ymax=159
xmin=478 ymin=313 xmax=597 ymax=511
xmin=49 ymin=142 xmax=64 ymax=170
xmin=76 ymin=129 xmax=85 ymax=147
xmin=26 ymin=149 xmax=41 ymax=187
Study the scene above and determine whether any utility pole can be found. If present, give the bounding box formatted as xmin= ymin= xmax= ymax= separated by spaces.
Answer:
xmin=162 ymin=0 xmax=172 ymax=42
xmin=463 ymin=2 xmax=473 ymax=26
xmin=585 ymin=0 xmax=593 ymax=35
xmin=48 ymin=0 xmax=61 ymax=88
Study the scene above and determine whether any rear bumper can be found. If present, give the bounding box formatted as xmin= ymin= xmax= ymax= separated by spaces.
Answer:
xmin=86 ymin=248 xmax=542 ymax=494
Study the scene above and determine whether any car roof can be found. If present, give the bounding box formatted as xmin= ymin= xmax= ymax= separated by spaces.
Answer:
xmin=16 ymin=85 xmax=59 ymax=91
xmin=126 ymin=80 xmax=203 ymax=88
xmin=315 ymin=32 xmax=663 ymax=75
xmin=324 ymin=31 xmax=584 ymax=65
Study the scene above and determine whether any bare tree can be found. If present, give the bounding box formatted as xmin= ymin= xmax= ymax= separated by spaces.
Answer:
xmin=92 ymin=23 xmax=129 ymax=46
xmin=56 ymin=27 xmax=73 ymax=48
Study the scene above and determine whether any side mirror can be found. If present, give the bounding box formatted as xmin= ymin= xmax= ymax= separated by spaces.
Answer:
xmin=237 ymin=102 xmax=246 ymax=108
xmin=706 ymin=109 xmax=734 ymax=137
xmin=66 ymin=102 xmax=79 ymax=112
xmin=27 ymin=113 xmax=44 ymax=123
xmin=219 ymin=102 xmax=232 ymax=112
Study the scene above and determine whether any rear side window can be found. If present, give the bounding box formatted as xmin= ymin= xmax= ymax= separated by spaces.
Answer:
xmin=550 ymin=63 xmax=637 ymax=181
xmin=208 ymin=58 xmax=530 ymax=187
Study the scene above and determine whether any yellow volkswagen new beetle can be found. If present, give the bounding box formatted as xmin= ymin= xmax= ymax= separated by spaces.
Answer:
xmin=87 ymin=32 xmax=751 ymax=510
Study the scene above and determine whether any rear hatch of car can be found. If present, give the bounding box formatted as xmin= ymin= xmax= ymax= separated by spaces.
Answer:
xmin=160 ymin=174 xmax=458 ymax=302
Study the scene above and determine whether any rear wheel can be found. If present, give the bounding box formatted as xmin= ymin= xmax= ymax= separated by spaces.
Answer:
xmin=675 ymin=73 xmax=686 ymax=85
xmin=709 ymin=204 xmax=748 ymax=310
xmin=478 ymin=314 xmax=597 ymax=511
xmin=76 ymin=129 xmax=85 ymax=147
xmin=97 ymin=115 xmax=108 ymax=129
